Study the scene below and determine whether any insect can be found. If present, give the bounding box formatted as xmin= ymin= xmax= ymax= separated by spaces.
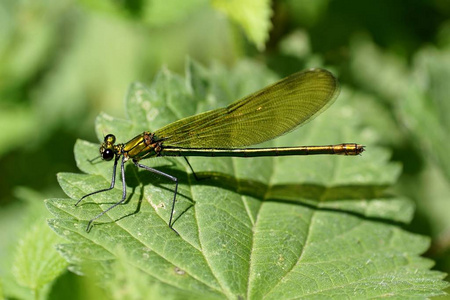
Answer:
xmin=77 ymin=68 xmax=364 ymax=232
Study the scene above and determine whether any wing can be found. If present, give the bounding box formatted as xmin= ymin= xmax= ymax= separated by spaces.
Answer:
xmin=154 ymin=68 xmax=339 ymax=148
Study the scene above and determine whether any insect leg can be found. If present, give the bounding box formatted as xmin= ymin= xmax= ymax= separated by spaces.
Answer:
xmin=183 ymin=157 xmax=210 ymax=181
xmin=85 ymin=155 xmax=127 ymax=232
xmin=75 ymin=155 xmax=120 ymax=206
xmin=133 ymin=160 xmax=179 ymax=234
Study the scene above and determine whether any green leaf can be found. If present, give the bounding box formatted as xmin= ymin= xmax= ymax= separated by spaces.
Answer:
xmin=350 ymin=35 xmax=450 ymax=183
xmin=47 ymin=61 xmax=448 ymax=298
xmin=402 ymin=45 xmax=450 ymax=182
xmin=212 ymin=0 xmax=272 ymax=50
xmin=0 ymin=187 xmax=70 ymax=300
xmin=12 ymin=222 xmax=68 ymax=293
xmin=9 ymin=189 xmax=69 ymax=300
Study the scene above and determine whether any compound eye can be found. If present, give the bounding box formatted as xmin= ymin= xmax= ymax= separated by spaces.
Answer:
xmin=104 ymin=134 xmax=116 ymax=144
xmin=102 ymin=148 xmax=114 ymax=161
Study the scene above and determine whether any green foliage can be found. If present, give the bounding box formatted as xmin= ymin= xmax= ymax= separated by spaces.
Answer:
xmin=76 ymin=0 xmax=272 ymax=50
xmin=46 ymin=61 xmax=448 ymax=298
xmin=0 ymin=188 xmax=68 ymax=300
xmin=77 ymin=0 xmax=208 ymax=26
xmin=349 ymin=35 xmax=450 ymax=182
xmin=13 ymin=222 xmax=68 ymax=297
xmin=2 ymin=0 xmax=450 ymax=299
xmin=348 ymin=35 xmax=450 ymax=246
xmin=212 ymin=0 xmax=272 ymax=50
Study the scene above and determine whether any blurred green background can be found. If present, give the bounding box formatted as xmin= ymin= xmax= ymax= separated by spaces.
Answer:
xmin=1 ymin=0 xmax=450 ymax=298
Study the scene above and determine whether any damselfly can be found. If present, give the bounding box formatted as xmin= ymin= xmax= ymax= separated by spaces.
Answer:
xmin=77 ymin=68 xmax=364 ymax=232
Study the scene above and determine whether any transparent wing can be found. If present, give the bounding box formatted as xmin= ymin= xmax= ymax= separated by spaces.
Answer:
xmin=154 ymin=68 xmax=339 ymax=148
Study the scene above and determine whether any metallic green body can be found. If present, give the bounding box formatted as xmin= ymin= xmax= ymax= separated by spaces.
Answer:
xmin=120 ymin=132 xmax=158 ymax=160
xmin=160 ymin=143 xmax=363 ymax=157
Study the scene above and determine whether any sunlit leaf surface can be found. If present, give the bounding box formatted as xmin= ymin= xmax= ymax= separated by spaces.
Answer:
xmin=47 ymin=62 xmax=448 ymax=298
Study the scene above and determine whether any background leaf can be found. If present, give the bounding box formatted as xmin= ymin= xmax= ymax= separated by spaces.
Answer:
xmin=13 ymin=222 xmax=68 ymax=295
xmin=0 ymin=188 xmax=68 ymax=300
xmin=212 ymin=0 xmax=272 ymax=50
xmin=47 ymin=61 xmax=448 ymax=298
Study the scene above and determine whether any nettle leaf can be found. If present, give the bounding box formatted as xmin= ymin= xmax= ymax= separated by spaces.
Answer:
xmin=47 ymin=61 xmax=448 ymax=298
xmin=12 ymin=222 xmax=68 ymax=294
